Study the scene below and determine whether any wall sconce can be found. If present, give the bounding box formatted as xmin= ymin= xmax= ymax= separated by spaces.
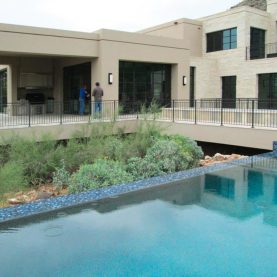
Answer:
xmin=108 ymin=73 xmax=113 ymax=85
xmin=183 ymin=76 xmax=187 ymax=86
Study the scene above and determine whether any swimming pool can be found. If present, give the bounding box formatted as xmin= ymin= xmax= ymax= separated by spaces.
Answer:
xmin=1 ymin=155 xmax=277 ymax=276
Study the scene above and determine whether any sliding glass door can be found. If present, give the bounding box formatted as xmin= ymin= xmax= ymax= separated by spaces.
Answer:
xmin=119 ymin=61 xmax=171 ymax=110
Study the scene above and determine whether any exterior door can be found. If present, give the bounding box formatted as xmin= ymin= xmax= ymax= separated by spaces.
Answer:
xmin=0 ymin=69 xmax=7 ymax=112
xmin=258 ymin=73 xmax=277 ymax=109
xmin=222 ymin=76 xmax=236 ymax=108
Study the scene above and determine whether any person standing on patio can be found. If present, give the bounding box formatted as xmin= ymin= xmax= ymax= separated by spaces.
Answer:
xmin=92 ymin=82 xmax=104 ymax=115
xmin=79 ymin=84 xmax=87 ymax=115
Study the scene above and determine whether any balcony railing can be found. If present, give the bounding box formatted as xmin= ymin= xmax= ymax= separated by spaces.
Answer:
xmin=0 ymin=99 xmax=277 ymax=129
xmin=246 ymin=42 xmax=277 ymax=60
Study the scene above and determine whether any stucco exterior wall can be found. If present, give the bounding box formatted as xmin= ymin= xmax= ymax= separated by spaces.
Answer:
xmin=139 ymin=19 xmax=203 ymax=57
xmin=92 ymin=29 xmax=190 ymax=101
xmin=0 ymin=25 xmax=190 ymax=102
xmin=0 ymin=23 xmax=98 ymax=57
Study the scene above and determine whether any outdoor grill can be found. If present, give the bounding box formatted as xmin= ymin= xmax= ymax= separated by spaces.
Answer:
xmin=25 ymin=93 xmax=45 ymax=105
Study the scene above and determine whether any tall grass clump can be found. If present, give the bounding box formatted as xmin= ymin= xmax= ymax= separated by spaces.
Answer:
xmin=0 ymin=162 xmax=27 ymax=195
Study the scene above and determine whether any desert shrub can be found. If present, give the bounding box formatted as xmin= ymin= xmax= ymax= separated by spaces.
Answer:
xmin=69 ymin=160 xmax=133 ymax=193
xmin=52 ymin=160 xmax=71 ymax=191
xmin=126 ymin=156 xmax=164 ymax=180
xmin=167 ymin=135 xmax=204 ymax=168
xmin=145 ymin=139 xmax=191 ymax=173
xmin=123 ymin=122 xmax=162 ymax=160
xmin=102 ymin=136 xmax=124 ymax=161
xmin=0 ymin=162 xmax=27 ymax=195
xmin=8 ymin=136 xmax=60 ymax=185
xmin=55 ymin=139 xmax=91 ymax=172
xmin=0 ymin=145 xmax=10 ymax=166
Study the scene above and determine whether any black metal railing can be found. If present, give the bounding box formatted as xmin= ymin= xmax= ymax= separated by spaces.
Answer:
xmin=0 ymin=99 xmax=277 ymax=129
xmin=246 ymin=42 xmax=277 ymax=60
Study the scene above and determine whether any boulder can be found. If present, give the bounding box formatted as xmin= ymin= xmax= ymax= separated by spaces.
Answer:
xmin=35 ymin=191 xmax=52 ymax=200
xmin=205 ymin=155 xmax=212 ymax=160
xmin=214 ymin=153 xmax=225 ymax=162
xmin=230 ymin=154 xmax=241 ymax=160
xmin=8 ymin=198 xmax=24 ymax=205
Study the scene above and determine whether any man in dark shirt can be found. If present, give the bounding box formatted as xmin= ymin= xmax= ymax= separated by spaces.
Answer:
xmin=92 ymin=82 xmax=104 ymax=115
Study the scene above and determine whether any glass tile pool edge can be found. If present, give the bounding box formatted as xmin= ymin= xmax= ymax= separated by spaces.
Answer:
xmin=0 ymin=151 xmax=276 ymax=223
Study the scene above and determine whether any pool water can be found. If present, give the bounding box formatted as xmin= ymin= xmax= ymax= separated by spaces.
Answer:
xmin=1 ymin=158 xmax=277 ymax=276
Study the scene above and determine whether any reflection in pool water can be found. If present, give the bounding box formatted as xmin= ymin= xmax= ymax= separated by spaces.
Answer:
xmin=1 ymin=157 xmax=277 ymax=276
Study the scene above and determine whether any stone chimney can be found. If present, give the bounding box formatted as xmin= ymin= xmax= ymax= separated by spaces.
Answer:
xmin=231 ymin=0 xmax=267 ymax=11
xmin=267 ymin=0 xmax=277 ymax=15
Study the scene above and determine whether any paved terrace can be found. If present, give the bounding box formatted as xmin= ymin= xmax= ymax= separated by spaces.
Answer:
xmin=0 ymin=101 xmax=276 ymax=150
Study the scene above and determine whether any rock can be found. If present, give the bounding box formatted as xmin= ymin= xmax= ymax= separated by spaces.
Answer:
xmin=230 ymin=154 xmax=241 ymax=160
xmin=200 ymin=160 xmax=206 ymax=166
xmin=205 ymin=155 xmax=212 ymax=160
xmin=200 ymin=152 xmax=248 ymax=167
xmin=8 ymin=198 xmax=24 ymax=205
xmin=214 ymin=153 xmax=225 ymax=162
xmin=223 ymin=155 xmax=230 ymax=160
xmin=35 ymin=191 xmax=52 ymax=200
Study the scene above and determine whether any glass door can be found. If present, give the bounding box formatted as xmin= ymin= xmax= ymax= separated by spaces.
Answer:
xmin=222 ymin=76 xmax=236 ymax=108
xmin=0 ymin=69 xmax=7 ymax=112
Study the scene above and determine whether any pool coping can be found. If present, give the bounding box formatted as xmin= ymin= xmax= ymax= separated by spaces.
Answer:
xmin=0 ymin=150 xmax=277 ymax=223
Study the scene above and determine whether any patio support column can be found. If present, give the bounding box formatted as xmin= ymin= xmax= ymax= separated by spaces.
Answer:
xmin=7 ymin=63 xmax=17 ymax=104
xmin=171 ymin=61 xmax=189 ymax=101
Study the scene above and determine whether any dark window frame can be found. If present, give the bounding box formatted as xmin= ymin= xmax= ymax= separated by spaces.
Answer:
xmin=207 ymin=27 xmax=237 ymax=53
xmin=258 ymin=73 xmax=277 ymax=109
xmin=0 ymin=69 xmax=7 ymax=112
xmin=119 ymin=61 xmax=171 ymax=110
xmin=189 ymin=67 xmax=195 ymax=107
xmin=222 ymin=75 xmax=237 ymax=108
xmin=250 ymin=27 xmax=266 ymax=60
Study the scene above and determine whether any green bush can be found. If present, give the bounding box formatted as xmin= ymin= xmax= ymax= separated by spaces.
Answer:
xmin=0 ymin=124 xmax=203 ymax=196
xmin=102 ymin=137 xmax=124 ymax=161
xmin=146 ymin=139 xmax=191 ymax=173
xmin=126 ymin=156 xmax=164 ymax=180
xmin=55 ymin=139 xmax=91 ymax=172
xmin=0 ymin=162 xmax=27 ymax=195
xmin=167 ymin=135 xmax=204 ymax=168
xmin=69 ymin=159 xmax=133 ymax=193
xmin=0 ymin=145 xmax=10 ymax=166
xmin=52 ymin=160 xmax=71 ymax=190
xmin=123 ymin=122 xmax=162 ymax=160
xmin=8 ymin=136 xmax=60 ymax=184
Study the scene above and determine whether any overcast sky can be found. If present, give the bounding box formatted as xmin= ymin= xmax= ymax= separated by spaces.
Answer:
xmin=0 ymin=0 xmax=241 ymax=32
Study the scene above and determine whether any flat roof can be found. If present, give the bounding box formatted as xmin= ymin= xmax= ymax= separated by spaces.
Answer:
xmin=139 ymin=18 xmax=202 ymax=34
xmin=0 ymin=22 xmax=98 ymax=41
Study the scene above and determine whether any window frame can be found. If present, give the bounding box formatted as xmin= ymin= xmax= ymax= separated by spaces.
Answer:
xmin=206 ymin=27 xmax=237 ymax=53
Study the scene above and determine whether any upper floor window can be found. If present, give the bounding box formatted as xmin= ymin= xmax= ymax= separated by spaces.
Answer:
xmin=250 ymin=27 xmax=265 ymax=59
xmin=207 ymin=27 xmax=237 ymax=53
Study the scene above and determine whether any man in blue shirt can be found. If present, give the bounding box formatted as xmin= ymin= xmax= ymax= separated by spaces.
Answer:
xmin=79 ymin=84 xmax=87 ymax=115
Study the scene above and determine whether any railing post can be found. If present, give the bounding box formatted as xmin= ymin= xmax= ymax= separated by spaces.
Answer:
xmin=194 ymin=100 xmax=197 ymax=124
xmin=28 ymin=103 xmax=31 ymax=127
xmin=113 ymin=100 xmax=116 ymax=122
xmin=220 ymin=99 xmax=223 ymax=126
xmin=60 ymin=102 xmax=63 ymax=125
xmin=251 ymin=99 xmax=255 ymax=128
xmin=172 ymin=100 xmax=175 ymax=122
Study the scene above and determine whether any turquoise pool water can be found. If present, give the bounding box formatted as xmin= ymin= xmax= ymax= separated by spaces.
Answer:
xmin=1 ymin=159 xmax=277 ymax=276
